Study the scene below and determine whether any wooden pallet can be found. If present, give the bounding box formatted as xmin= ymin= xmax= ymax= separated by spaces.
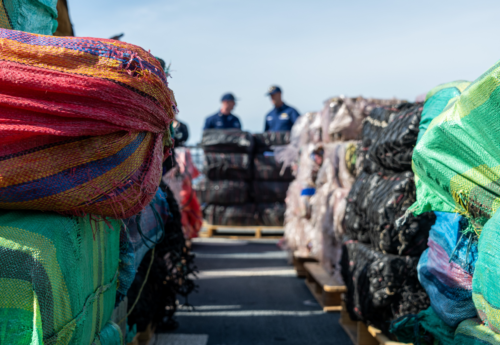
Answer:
xmin=303 ymin=262 xmax=346 ymax=312
xmin=292 ymin=251 xmax=318 ymax=278
xmin=339 ymin=300 xmax=410 ymax=345
xmin=201 ymin=222 xmax=284 ymax=239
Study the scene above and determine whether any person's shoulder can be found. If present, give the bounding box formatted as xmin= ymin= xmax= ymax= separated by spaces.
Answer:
xmin=206 ymin=112 xmax=219 ymax=121
xmin=284 ymin=104 xmax=299 ymax=113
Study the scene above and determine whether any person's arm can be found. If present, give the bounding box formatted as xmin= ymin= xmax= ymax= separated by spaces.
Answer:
xmin=264 ymin=114 xmax=270 ymax=131
xmin=236 ymin=118 xmax=242 ymax=130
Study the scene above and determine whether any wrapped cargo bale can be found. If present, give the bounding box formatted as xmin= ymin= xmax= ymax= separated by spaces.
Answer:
xmin=204 ymin=204 xmax=258 ymax=226
xmin=0 ymin=0 xmax=58 ymax=35
xmin=367 ymin=102 xmax=422 ymax=172
xmin=127 ymin=185 xmax=196 ymax=333
xmin=252 ymin=181 xmax=290 ymax=203
xmin=203 ymin=153 xmax=252 ymax=181
xmin=417 ymin=212 xmax=478 ymax=327
xmin=417 ymin=81 xmax=470 ymax=143
xmin=0 ymin=28 xmax=176 ymax=219
xmin=345 ymin=170 xmax=435 ymax=256
xmin=195 ymin=179 xmax=250 ymax=205
xmin=341 ymin=240 xmax=430 ymax=336
xmin=410 ymin=60 xmax=500 ymax=232
xmin=253 ymin=131 xmax=290 ymax=153
xmin=201 ymin=129 xmax=254 ymax=153
xmin=258 ymin=202 xmax=286 ymax=226
xmin=0 ymin=210 xmax=121 ymax=344
xmin=454 ymin=318 xmax=500 ymax=344
xmin=254 ymin=153 xmax=294 ymax=181
xmin=472 ymin=209 xmax=500 ymax=334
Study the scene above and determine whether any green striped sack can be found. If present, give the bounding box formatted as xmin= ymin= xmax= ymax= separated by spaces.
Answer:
xmin=0 ymin=210 xmax=121 ymax=344
xmin=411 ymin=60 xmax=500 ymax=233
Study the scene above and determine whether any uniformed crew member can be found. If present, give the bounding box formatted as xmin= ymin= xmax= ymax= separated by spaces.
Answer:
xmin=264 ymin=86 xmax=300 ymax=131
xmin=203 ymin=93 xmax=242 ymax=130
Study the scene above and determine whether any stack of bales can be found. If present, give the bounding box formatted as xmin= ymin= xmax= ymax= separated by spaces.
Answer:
xmin=198 ymin=130 xmax=293 ymax=227
xmin=390 ymin=65 xmax=500 ymax=343
xmin=281 ymin=97 xmax=398 ymax=275
xmin=0 ymin=12 xmax=194 ymax=343
xmin=341 ymin=103 xmax=436 ymax=336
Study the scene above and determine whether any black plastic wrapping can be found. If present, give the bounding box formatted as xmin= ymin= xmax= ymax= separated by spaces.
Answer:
xmin=361 ymin=107 xmax=395 ymax=174
xmin=341 ymin=240 xmax=430 ymax=336
xmin=127 ymin=185 xmax=196 ymax=332
xmin=203 ymin=153 xmax=251 ymax=181
xmin=258 ymin=202 xmax=286 ymax=226
xmin=253 ymin=131 xmax=291 ymax=153
xmin=201 ymin=129 xmax=254 ymax=153
xmin=254 ymin=154 xmax=294 ymax=181
xmin=367 ymin=103 xmax=422 ymax=172
xmin=344 ymin=171 xmax=435 ymax=256
xmin=204 ymin=204 xmax=259 ymax=226
xmin=252 ymin=181 xmax=290 ymax=203
xmin=194 ymin=179 xmax=250 ymax=205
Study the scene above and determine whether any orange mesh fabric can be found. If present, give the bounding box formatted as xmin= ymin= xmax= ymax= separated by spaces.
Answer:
xmin=0 ymin=29 xmax=177 ymax=218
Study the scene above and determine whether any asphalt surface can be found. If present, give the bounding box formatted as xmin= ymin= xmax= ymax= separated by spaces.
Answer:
xmin=171 ymin=238 xmax=352 ymax=345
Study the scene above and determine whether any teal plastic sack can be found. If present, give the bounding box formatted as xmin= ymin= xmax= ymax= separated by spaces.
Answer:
xmin=1 ymin=0 xmax=58 ymax=34
xmin=472 ymin=209 xmax=500 ymax=333
xmin=417 ymin=81 xmax=470 ymax=143
xmin=455 ymin=318 xmax=500 ymax=344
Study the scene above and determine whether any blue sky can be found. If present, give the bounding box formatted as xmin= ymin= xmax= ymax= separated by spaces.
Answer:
xmin=69 ymin=0 xmax=500 ymax=144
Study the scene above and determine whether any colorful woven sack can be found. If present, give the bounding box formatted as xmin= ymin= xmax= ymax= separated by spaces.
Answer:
xmin=472 ymin=209 xmax=500 ymax=334
xmin=0 ymin=28 xmax=176 ymax=218
xmin=455 ymin=318 xmax=500 ymax=344
xmin=417 ymin=212 xmax=478 ymax=327
xmin=0 ymin=210 xmax=121 ymax=344
xmin=0 ymin=0 xmax=58 ymax=35
xmin=417 ymin=80 xmax=470 ymax=143
xmin=410 ymin=60 xmax=500 ymax=232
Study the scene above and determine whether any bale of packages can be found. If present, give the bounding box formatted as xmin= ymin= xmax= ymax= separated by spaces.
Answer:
xmin=258 ymin=202 xmax=286 ymax=227
xmin=195 ymin=179 xmax=250 ymax=205
xmin=253 ymin=153 xmax=294 ymax=181
xmin=341 ymin=240 xmax=430 ymax=336
xmin=0 ymin=210 xmax=122 ymax=344
xmin=203 ymin=153 xmax=252 ymax=180
xmin=410 ymin=60 xmax=500 ymax=232
xmin=253 ymin=131 xmax=291 ymax=153
xmin=204 ymin=204 xmax=258 ymax=226
xmin=252 ymin=181 xmax=290 ymax=203
xmin=0 ymin=28 xmax=176 ymax=219
xmin=417 ymin=212 xmax=478 ymax=327
xmin=201 ymin=129 xmax=254 ymax=153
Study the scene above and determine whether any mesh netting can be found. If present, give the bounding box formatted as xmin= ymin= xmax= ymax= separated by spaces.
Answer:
xmin=127 ymin=185 xmax=196 ymax=333
xmin=0 ymin=1 xmax=57 ymax=35
xmin=367 ymin=103 xmax=422 ymax=172
xmin=0 ymin=28 xmax=176 ymax=219
xmin=341 ymin=240 xmax=430 ymax=336
xmin=411 ymin=60 xmax=500 ymax=233
xmin=417 ymin=212 xmax=477 ymax=327
xmin=0 ymin=210 xmax=121 ymax=344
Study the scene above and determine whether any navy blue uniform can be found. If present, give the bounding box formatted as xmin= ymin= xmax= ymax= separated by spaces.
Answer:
xmin=264 ymin=103 xmax=300 ymax=131
xmin=204 ymin=112 xmax=242 ymax=130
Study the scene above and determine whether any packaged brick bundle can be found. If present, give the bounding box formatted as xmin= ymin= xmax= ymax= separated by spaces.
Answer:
xmin=0 ymin=28 xmax=176 ymax=219
xmin=410 ymin=60 xmax=500 ymax=232
xmin=252 ymin=181 xmax=290 ymax=203
xmin=254 ymin=153 xmax=294 ymax=181
xmin=417 ymin=212 xmax=478 ymax=327
xmin=127 ymin=185 xmax=196 ymax=333
xmin=204 ymin=204 xmax=258 ymax=226
xmin=258 ymin=202 xmax=286 ymax=226
xmin=203 ymin=153 xmax=252 ymax=181
xmin=195 ymin=179 xmax=250 ymax=205
xmin=341 ymin=240 xmax=430 ymax=336
xmin=0 ymin=210 xmax=122 ymax=343
xmin=201 ymin=129 xmax=254 ymax=153
xmin=253 ymin=131 xmax=291 ymax=153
